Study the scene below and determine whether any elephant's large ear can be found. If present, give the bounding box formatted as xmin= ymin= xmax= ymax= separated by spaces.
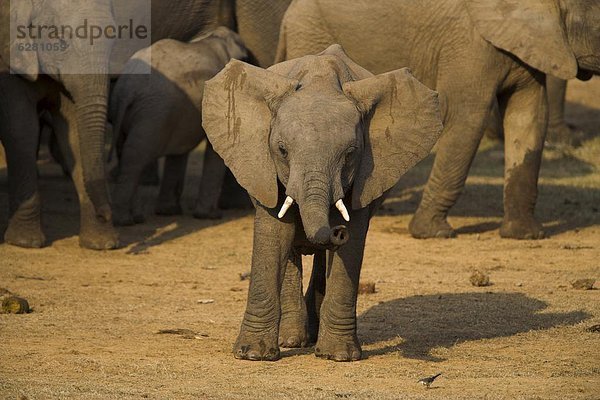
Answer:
xmin=466 ymin=0 xmax=577 ymax=80
xmin=0 ymin=0 xmax=39 ymax=80
xmin=344 ymin=68 xmax=443 ymax=209
xmin=202 ymin=59 xmax=298 ymax=208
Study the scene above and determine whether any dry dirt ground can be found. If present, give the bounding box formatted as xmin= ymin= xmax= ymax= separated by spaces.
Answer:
xmin=1 ymin=79 xmax=599 ymax=400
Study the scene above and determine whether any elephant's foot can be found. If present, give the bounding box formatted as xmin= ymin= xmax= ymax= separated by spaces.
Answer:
xmin=4 ymin=193 xmax=45 ymax=248
xmin=546 ymin=122 xmax=585 ymax=148
xmin=79 ymin=224 xmax=119 ymax=250
xmin=409 ymin=207 xmax=456 ymax=239
xmin=314 ymin=329 xmax=361 ymax=362
xmin=4 ymin=223 xmax=45 ymax=248
xmin=193 ymin=205 xmax=223 ymax=220
xmin=499 ymin=216 xmax=544 ymax=240
xmin=155 ymin=202 xmax=183 ymax=216
xmin=233 ymin=329 xmax=280 ymax=361
xmin=79 ymin=205 xmax=120 ymax=250
xmin=278 ymin=314 xmax=308 ymax=348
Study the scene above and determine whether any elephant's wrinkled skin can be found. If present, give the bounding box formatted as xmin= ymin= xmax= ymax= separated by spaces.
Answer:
xmin=109 ymin=27 xmax=248 ymax=226
xmin=278 ymin=0 xmax=600 ymax=240
xmin=202 ymin=45 xmax=443 ymax=361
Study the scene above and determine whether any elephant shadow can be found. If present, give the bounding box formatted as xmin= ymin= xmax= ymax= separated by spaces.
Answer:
xmin=120 ymin=208 xmax=251 ymax=255
xmin=357 ymin=292 xmax=589 ymax=361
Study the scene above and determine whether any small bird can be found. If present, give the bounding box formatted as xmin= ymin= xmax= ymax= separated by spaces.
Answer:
xmin=417 ymin=372 xmax=442 ymax=389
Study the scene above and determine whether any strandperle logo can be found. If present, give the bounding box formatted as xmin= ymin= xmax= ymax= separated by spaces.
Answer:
xmin=15 ymin=18 xmax=149 ymax=47
xmin=8 ymin=0 xmax=152 ymax=75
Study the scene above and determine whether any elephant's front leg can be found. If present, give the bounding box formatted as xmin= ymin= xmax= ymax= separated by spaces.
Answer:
xmin=409 ymin=85 xmax=496 ymax=239
xmin=278 ymin=249 xmax=308 ymax=348
xmin=111 ymin=133 xmax=158 ymax=226
xmin=499 ymin=74 xmax=547 ymax=239
xmin=234 ymin=204 xmax=295 ymax=361
xmin=315 ymin=209 xmax=369 ymax=362
xmin=54 ymin=94 xmax=119 ymax=249
xmin=0 ymin=78 xmax=45 ymax=248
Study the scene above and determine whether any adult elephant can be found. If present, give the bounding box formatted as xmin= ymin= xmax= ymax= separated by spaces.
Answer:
xmin=277 ymin=0 xmax=600 ymax=239
xmin=1 ymin=0 xmax=286 ymax=249
xmin=0 ymin=0 xmax=121 ymax=249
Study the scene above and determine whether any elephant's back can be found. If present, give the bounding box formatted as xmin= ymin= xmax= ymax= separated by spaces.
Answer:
xmin=284 ymin=0 xmax=488 ymax=89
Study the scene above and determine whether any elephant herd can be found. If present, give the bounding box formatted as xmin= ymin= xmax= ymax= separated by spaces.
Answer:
xmin=1 ymin=0 xmax=599 ymax=362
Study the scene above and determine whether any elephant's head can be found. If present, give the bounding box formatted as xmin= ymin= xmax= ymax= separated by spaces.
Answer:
xmin=199 ymin=26 xmax=248 ymax=62
xmin=466 ymin=0 xmax=600 ymax=80
xmin=1 ymin=0 xmax=121 ymax=225
xmin=203 ymin=44 xmax=443 ymax=246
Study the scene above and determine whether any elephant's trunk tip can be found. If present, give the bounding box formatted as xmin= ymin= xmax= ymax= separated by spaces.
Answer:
xmin=330 ymin=225 xmax=349 ymax=246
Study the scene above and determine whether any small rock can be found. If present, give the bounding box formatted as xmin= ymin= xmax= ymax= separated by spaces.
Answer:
xmin=230 ymin=287 xmax=243 ymax=292
xmin=571 ymin=279 xmax=596 ymax=290
xmin=1 ymin=296 xmax=30 ymax=314
xmin=358 ymin=281 xmax=376 ymax=294
xmin=470 ymin=270 xmax=491 ymax=287
xmin=197 ymin=299 xmax=215 ymax=304
xmin=515 ymin=282 xmax=523 ymax=287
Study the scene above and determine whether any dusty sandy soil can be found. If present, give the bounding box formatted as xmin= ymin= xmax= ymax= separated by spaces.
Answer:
xmin=0 ymin=79 xmax=599 ymax=400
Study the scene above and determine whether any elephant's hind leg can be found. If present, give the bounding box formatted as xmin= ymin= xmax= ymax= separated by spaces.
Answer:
xmin=193 ymin=142 xmax=226 ymax=219
xmin=305 ymin=250 xmax=326 ymax=344
xmin=155 ymin=154 xmax=188 ymax=216
xmin=278 ymin=249 xmax=308 ymax=348
xmin=499 ymin=72 xmax=547 ymax=240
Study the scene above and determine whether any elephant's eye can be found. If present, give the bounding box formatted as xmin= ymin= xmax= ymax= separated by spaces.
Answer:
xmin=278 ymin=142 xmax=288 ymax=158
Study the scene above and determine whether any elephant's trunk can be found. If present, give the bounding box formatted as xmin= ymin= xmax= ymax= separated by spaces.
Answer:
xmin=295 ymin=170 xmax=348 ymax=247
xmin=67 ymin=73 xmax=112 ymax=222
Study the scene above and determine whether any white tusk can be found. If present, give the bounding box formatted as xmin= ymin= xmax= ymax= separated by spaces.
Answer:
xmin=335 ymin=199 xmax=350 ymax=222
xmin=278 ymin=196 xmax=294 ymax=218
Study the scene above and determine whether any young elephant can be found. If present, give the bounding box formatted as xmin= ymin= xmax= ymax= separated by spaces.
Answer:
xmin=202 ymin=45 xmax=443 ymax=361
xmin=109 ymin=27 xmax=248 ymax=225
